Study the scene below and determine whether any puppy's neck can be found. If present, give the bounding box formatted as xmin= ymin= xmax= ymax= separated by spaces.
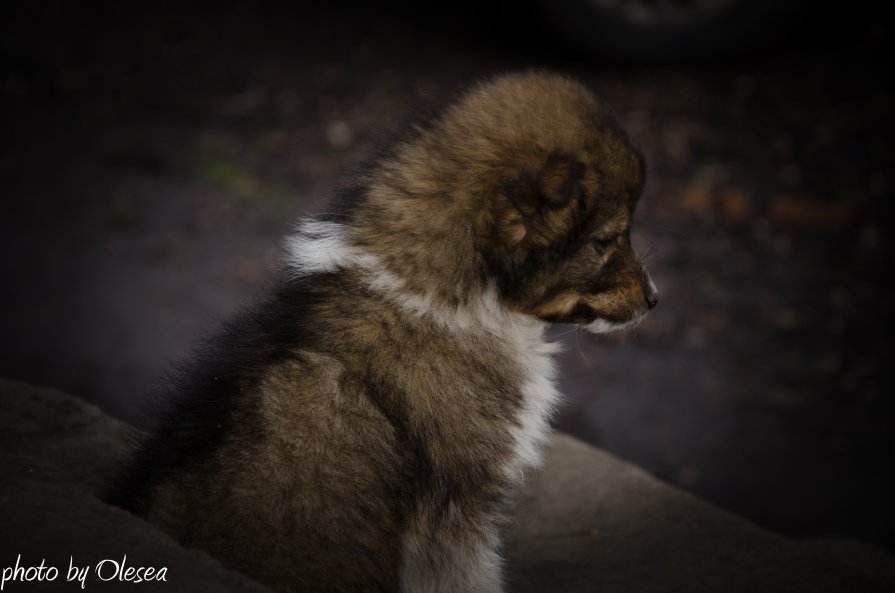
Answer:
xmin=284 ymin=219 xmax=548 ymax=340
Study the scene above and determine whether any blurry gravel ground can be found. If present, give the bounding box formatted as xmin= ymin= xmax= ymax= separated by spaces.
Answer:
xmin=2 ymin=2 xmax=893 ymax=547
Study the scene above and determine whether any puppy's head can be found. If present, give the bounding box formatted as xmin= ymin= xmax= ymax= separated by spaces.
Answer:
xmin=464 ymin=73 xmax=657 ymax=333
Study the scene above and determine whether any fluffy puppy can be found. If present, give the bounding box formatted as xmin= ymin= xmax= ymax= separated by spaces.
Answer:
xmin=107 ymin=71 xmax=658 ymax=593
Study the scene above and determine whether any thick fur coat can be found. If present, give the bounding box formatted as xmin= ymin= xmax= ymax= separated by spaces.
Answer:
xmin=108 ymin=71 xmax=658 ymax=593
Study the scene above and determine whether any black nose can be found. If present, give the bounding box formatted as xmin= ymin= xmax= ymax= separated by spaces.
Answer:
xmin=645 ymin=290 xmax=659 ymax=310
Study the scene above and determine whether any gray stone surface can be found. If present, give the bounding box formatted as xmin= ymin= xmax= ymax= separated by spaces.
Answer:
xmin=506 ymin=436 xmax=894 ymax=592
xmin=0 ymin=379 xmax=273 ymax=592
xmin=1 ymin=378 xmax=893 ymax=592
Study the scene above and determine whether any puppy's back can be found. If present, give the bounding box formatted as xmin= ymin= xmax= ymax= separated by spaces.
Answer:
xmin=107 ymin=274 xmax=413 ymax=591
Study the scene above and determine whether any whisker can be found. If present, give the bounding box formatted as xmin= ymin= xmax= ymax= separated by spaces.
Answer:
xmin=575 ymin=327 xmax=591 ymax=364
xmin=552 ymin=325 xmax=582 ymax=339
xmin=640 ymin=243 xmax=654 ymax=259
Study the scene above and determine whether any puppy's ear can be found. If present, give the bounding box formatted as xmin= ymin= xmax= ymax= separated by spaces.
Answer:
xmin=495 ymin=151 xmax=587 ymax=247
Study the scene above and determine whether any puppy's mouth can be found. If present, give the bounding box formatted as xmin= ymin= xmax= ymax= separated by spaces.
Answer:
xmin=570 ymin=303 xmax=648 ymax=335
xmin=582 ymin=311 xmax=647 ymax=334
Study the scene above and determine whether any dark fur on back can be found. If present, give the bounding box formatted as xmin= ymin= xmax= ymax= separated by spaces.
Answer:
xmin=105 ymin=277 xmax=329 ymax=513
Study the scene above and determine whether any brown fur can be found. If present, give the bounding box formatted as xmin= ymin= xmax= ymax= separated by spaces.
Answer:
xmin=109 ymin=71 xmax=657 ymax=593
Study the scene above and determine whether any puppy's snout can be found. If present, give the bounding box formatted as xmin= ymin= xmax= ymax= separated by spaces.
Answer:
xmin=644 ymin=277 xmax=659 ymax=310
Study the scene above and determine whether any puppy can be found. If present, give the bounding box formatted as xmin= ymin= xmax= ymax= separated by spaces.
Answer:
xmin=107 ymin=71 xmax=658 ymax=593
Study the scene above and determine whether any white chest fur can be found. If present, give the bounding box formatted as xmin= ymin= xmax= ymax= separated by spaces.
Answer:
xmin=498 ymin=316 xmax=562 ymax=485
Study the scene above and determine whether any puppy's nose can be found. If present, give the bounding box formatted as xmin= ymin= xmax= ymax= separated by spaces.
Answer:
xmin=645 ymin=288 xmax=659 ymax=310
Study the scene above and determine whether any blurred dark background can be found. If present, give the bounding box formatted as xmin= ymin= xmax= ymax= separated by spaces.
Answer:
xmin=2 ymin=0 xmax=893 ymax=549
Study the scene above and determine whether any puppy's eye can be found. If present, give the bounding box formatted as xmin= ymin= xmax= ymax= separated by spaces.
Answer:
xmin=593 ymin=234 xmax=622 ymax=250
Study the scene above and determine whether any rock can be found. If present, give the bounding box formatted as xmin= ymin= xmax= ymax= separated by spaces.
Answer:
xmin=802 ymin=538 xmax=895 ymax=587
xmin=1 ymin=378 xmax=892 ymax=593
xmin=0 ymin=379 xmax=273 ymax=592
xmin=505 ymin=435 xmax=893 ymax=593
xmin=0 ymin=378 xmax=132 ymax=490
